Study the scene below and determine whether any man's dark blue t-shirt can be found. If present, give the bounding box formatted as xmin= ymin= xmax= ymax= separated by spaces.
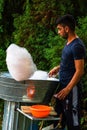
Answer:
xmin=59 ymin=38 xmax=86 ymax=86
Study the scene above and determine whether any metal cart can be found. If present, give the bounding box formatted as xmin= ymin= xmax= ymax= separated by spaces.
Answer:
xmin=17 ymin=108 xmax=60 ymax=130
xmin=0 ymin=72 xmax=59 ymax=130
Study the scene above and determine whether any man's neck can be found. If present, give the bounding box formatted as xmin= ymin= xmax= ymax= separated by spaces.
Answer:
xmin=67 ymin=33 xmax=78 ymax=45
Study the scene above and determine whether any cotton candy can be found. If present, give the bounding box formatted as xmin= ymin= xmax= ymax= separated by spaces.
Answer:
xmin=29 ymin=70 xmax=48 ymax=80
xmin=6 ymin=43 xmax=37 ymax=81
xmin=29 ymin=70 xmax=59 ymax=81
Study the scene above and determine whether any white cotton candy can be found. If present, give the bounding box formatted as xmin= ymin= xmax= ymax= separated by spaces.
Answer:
xmin=29 ymin=70 xmax=59 ymax=81
xmin=6 ymin=43 xmax=37 ymax=81
xmin=29 ymin=70 xmax=48 ymax=80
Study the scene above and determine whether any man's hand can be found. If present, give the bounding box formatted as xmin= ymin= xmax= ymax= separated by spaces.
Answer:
xmin=54 ymin=87 xmax=71 ymax=100
xmin=49 ymin=66 xmax=60 ymax=77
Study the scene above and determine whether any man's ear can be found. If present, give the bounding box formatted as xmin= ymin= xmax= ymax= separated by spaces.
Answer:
xmin=65 ymin=26 xmax=69 ymax=32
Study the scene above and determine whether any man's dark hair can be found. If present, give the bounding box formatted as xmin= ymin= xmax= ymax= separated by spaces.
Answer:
xmin=56 ymin=14 xmax=76 ymax=31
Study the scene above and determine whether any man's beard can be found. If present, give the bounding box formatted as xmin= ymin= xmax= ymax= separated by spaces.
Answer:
xmin=62 ymin=32 xmax=68 ymax=39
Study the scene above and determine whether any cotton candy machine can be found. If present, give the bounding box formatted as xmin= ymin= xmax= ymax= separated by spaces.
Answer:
xmin=0 ymin=72 xmax=59 ymax=130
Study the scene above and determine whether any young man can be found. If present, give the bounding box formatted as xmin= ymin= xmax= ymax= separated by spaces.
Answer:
xmin=49 ymin=14 xmax=86 ymax=130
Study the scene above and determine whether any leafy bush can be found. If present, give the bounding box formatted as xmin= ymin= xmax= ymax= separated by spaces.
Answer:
xmin=76 ymin=16 xmax=87 ymax=92
xmin=0 ymin=49 xmax=7 ymax=71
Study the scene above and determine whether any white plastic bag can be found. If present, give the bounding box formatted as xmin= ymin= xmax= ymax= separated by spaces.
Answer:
xmin=6 ymin=43 xmax=37 ymax=81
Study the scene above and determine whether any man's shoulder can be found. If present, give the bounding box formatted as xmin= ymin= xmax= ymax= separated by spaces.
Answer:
xmin=71 ymin=38 xmax=85 ymax=48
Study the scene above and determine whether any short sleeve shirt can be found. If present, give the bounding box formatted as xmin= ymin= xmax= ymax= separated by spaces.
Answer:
xmin=59 ymin=38 xmax=86 ymax=85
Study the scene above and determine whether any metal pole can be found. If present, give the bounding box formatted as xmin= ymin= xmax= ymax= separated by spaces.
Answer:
xmin=30 ymin=120 xmax=33 ymax=130
xmin=2 ymin=101 xmax=15 ymax=130
xmin=13 ymin=103 xmax=20 ymax=130
xmin=2 ymin=101 xmax=10 ymax=130
xmin=22 ymin=116 xmax=26 ymax=130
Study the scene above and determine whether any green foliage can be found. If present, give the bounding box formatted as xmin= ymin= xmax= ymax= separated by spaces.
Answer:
xmin=76 ymin=16 xmax=87 ymax=92
xmin=44 ymin=32 xmax=65 ymax=69
xmin=0 ymin=0 xmax=4 ymax=20
xmin=76 ymin=16 xmax=87 ymax=44
xmin=0 ymin=49 xmax=7 ymax=71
